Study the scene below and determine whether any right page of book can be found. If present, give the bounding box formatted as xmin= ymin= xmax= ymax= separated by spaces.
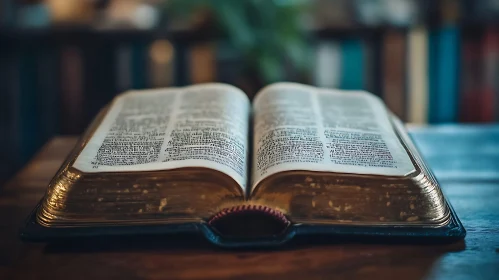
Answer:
xmin=252 ymin=83 xmax=415 ymax=189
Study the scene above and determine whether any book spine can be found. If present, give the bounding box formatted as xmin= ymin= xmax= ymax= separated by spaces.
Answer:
xmin=131 ymin=42 xmax=148 ymax=89
xmin=0 ymin=40 xmax=6 ymax=180
xmin=314 ymin=40 xmax=341 ymax=88
xmin=481 ymin=26 xmax=498 ymax=122
xmin=189 ymin=42 xmax=217 ymax=84
xmin=83 ymin=42 xmax=118 ymax=129
xmin=37 ymin=44 xmax=59 ymax=145
xmin=0 ymin=40 xmax=20 ymax=180
xmin=339 ymin=38 xmax=364 ymax=90
xmin=116 ymin=43 xmax=132 ymax=92
xmin=382 ymin=29 xmax=407 ymax=120
xmin=407 ymin=25 xmax=429 ymax=124
xmin=173 ymin=41 xmax=189 ymax=86
xmin=428 ymin=0 xmax=460 ymax=123
xmin=60 ymin=46 xmax=84 ymax=134
xmin=363 ymin=36 xmax=376 ymax=94
xmin=148 ymin=40 xmax=174 ymax=88
xmin=19 ymin=48 xmax=40 ymax=162
xmin=428 ymin=25 xmax=460 ymax=123
xmin=215 ymin=42 xmax=243 ymax=85
xmin=428 ymin=26 xmax=438 ymax=123
xmin=371 ymin=31 xmax=384 ymax=98
xmin=495 ymin=29 xmax=499 ymax=122
xmin=459 ymin=29 xmax=482 ymax=123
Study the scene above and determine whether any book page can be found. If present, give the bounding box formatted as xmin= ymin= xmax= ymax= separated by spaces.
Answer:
xmin=252 ymin=83 xmax=415 ymax=189
xmin=73 ymin=84 xmax=250 ymax=190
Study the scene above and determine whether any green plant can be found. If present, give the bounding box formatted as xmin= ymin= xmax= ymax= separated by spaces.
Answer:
xmin=166 ymin=0 xmax=310 ymax=83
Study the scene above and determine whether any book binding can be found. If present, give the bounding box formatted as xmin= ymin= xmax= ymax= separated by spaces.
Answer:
xmin=20 ymin=198 xmax=465 ymax=248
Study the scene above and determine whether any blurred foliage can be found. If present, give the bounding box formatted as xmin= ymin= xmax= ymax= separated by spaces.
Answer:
xmin=165 ymin=0 xmax=311 ymax=83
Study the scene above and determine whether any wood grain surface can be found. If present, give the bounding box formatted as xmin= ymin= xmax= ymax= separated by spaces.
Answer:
xmin=1 ymin=126 xmax=499 ymax=279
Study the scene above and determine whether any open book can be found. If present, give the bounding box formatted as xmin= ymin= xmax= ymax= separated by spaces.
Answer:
xmin=23 ymin=83 xmax=464 ymax=246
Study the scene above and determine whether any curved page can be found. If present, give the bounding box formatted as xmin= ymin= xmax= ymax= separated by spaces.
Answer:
xmin=73 ymin=84 xmax=250 ymax=190
xmin=252 ymin=83 xmax=415 ymax=190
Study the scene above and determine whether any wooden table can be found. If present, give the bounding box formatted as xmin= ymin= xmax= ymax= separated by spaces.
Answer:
xmin=1 ymin=125 xmax=499 ymax=279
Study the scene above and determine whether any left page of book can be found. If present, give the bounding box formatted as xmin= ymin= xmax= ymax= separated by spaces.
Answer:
xmin=73 ymin=83 xmax=250 ymax=190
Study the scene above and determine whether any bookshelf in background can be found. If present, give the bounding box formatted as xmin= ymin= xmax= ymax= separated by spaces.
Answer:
xmin=312 ymin=0 xmax=423 ymax=122
xmin=2 ymin=0 xmax=499 ymax=184
xmin=459 ymin=0 xmax=499 ymax=123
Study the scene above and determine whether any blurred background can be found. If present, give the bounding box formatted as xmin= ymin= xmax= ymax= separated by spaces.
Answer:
xmin=0 ymin=0 xmax=498 ymax=184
